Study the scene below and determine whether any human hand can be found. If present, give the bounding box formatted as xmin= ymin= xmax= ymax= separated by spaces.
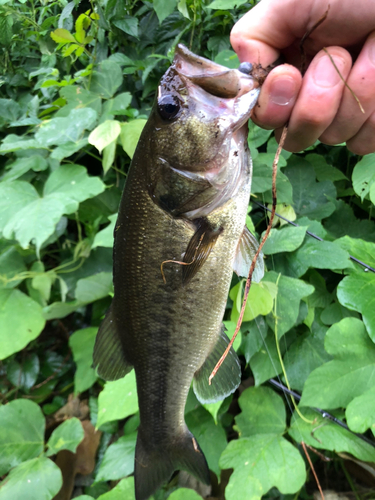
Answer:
xmin=231 ymin=0 xmax=375 ymax=154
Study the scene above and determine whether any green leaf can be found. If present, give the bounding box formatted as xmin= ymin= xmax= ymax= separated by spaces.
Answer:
xmin=289 ymin=408 xmax=375 ymax=463
xmin=97 ymin=477 xmax=135 ymax=500
xmin=336 ymin=235 xmax=375 ymax=269
xmin=35 ymin=108 xmax=97 ymax=147
xmin=2 ymin=155 xmax=48 ymax=182
xmin=265 ymin=271 xmax=314 ymax=338
xmin=7 ymin=353 xmax=39 ymax=390
xmin=0 ymin=246 xmax=27 ymax=290
xmin=96 ymin=432 xmax=136 ymax=481
xmin=46 ymin=418 xmax=84 ymax=456
xmin=305 ymin=153 xmax=347 ymax=182
xmin=0 ymin=456 xmax=62 ymax=500
xmin=284 ymin=238 xmax=351 ymax=278
xmin=337 ymin=271 xmax=375 ymax=341
xmin=262 ymin=226 xmax=307 ymax=254
xmin=324 ymin=199 xmax=375 ymax=242
xmin=75 ymin=272 xmax=113 ymax=302
xmin=0 ymin=399 xmax=45 ymax=476
xmin=345 ymin=385 xmax=375 ymax=434
xmin=208 ymin=0 xmax=248 ymax=9
xmin=51 ymin=28 xmax=76 ymax=43
xmin=300 ymin=318 xmax=375 ymax=409
xmin=248 ymin=122 xmax=272 ymax=150
xmin=113 ymin=17 xmax=139 ymax=38
xmin=214 ymin=50 xmax=239 ymax=69
xmin=185 ymin=406 xmax=227 ymax=477
xmin=90 ymin=61 xmax=123 ymax=99
xmin=120 ymin=119 xmax=147 ymax=159
xmin=88 ymin=120 xmax=121 ymax=154
xmin=0 ymin=181 xmax=39 ymax=232
xmin=249 ymin=329 xmax=282 ymax=386
xmin=220 ymin=434 xmax=305 ymax=500
xmin=153 ymin=0 xmax=177 ymax=23
xmin=234 ymin=386 xmax=286 ymax=437
xmin=57 ymin=86 xmax=102 ymax=118
xmin=44 ymin=164 xmax=105 ymax=203
xmin=352 ymin=154 xmax=375 ymax=201
xmin=284 ymin=158 xmax=336 ymax=220
xmin=97 ymin=371 xmax=138 ymax=428
xmin=0 ymin=289 xmax=45 ymax=360
xmin=320 ymin=302 xmax=359 ymax=326
xmin=92 ymin=214 xmax=117 ymax=248
xmin=283 ymin=320 xmax=332 ymax=392
xmin=230 ymin=280 xmax=275 ymax=323
xmin=251 ymin=162 xmax=293 ymax=204
xmin=69 ymin=327 xmax=98 ymax=393
xmin=168 ymin=489 xmax=203 ymax=500
xmin=111 ymin=92 xmax=132 ymax=115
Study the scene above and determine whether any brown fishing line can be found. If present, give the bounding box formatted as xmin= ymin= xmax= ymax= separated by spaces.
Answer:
xmin=208 ymin=125 xmax=288 ymax=385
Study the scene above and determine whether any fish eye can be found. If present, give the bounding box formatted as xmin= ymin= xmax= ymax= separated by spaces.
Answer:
xmin=157 ymin=95 xmax=181 ymax=120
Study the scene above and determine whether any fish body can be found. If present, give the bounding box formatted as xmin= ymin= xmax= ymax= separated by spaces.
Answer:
xmin=93 ymin=45 xmax=261 ymax=500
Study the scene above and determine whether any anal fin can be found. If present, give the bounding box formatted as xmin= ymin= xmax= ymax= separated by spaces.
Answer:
xmin=93 ymin=305 xmax=133 ymax=381
xmin=193 ymin=325 xmax=241 ymax=404
xmin=233 ymin=226 xmax=264 ymax=282
xmin=182 ymin=219 xmax=222 ymax=285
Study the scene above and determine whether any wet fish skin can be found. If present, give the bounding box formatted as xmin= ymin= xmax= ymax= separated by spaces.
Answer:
xmin=93 ymin=44 xmax=261 ymax=500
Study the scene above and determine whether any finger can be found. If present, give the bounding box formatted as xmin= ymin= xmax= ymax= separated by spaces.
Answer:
xmin=230 ymin=0 xmax=307 ymax=66
xmin=275 ymin=47 xmax=352 ymax=152
xmin=320 ymin=31 xmax=375 ymax=145
xmin=251 ymin=65 xmax=302 ymax=130
xmin=346 ymin=111 xmax=375 ymax=155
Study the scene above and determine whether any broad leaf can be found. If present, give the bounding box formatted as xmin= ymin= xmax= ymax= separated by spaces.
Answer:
xmin=90 ymin=61 xmax=123 ymax=99
xmin=120 ymin=119 xmax=147 ymax=159
xmin=96 ymin=432 xmax=136 ymax=481
xmin=289 ymin=408 xmax=375 ymax=463
xmin=93 ymin=214 xmax=117 ymax=248
xmin=153 ymin=0 xmax=177 ymax=23
xmin=262 ymin=226 xmax=306 ymax=254
xmin=346 ymin=386 xmax=375 ymax=434
xmin=234 ymin=386 xmax=286 ymax=437
xmin=97 ymin=371 xmax=138 ymax=428
xmin=230 ymin=281 xmax=274 ymax=323
xmin=300 ymin=318 xmax=375 ymax=409
xmin=0 ymin=400 xmax=45 ymax=476
xmin=337 ymin=271 xmax=375 ymax=341
xmin=0 ymin=456 xmax=62 ymax=500
xmin=88 ymin=120 xmax=121 ymax=154
xmin=69 ymin=327 xmax=98 ymax=393
xmin=75 ymin=272 xmax=113 ymax=303
xmin=352 ymin=154 xmax=375 ymax=201
xmin=186 ymin=406 xmax=227 ymax=477
xmin=168 ymin=489 xmax=203 ymax=500
xmin=220 ymin=434 xmax=305 ymax=500
xmin=0 ymin=289 xmax=45 ymax=360
xmin=46 ymin=418 xmax=84 ymax=456
xmin=97 ymin=477 xmax=135 ymax=500
xmin=7 ymin=353 xmax=39 ymax=390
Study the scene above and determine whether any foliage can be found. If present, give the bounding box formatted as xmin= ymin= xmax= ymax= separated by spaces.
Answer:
xmin=0 ymin=0 xmax=375 ymax=499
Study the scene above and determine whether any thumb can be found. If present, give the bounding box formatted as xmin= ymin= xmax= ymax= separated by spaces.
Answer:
xmin=231 ymin=0 xmax=307 ymax=66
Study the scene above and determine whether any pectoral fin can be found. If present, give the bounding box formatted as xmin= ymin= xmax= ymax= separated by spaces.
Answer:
xmin=182 ymin=219 xmax=222 ymax=285
xmin=93 ymin=306 xmax=133 ymax=381
xmin=193 ymin=325 xmax=241 ymax=404
xmin=233 ymin=226 xmax=265 ymax=282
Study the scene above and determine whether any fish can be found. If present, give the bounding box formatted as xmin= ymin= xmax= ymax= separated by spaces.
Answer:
xmin=93 ymin=44 xmax=263 ymax=500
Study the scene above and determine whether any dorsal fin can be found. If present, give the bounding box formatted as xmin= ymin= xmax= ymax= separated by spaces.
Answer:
xmin=93 ymin=306 xmax=133 ymax=380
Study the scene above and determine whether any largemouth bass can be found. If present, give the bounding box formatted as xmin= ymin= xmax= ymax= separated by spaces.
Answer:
xmin=93 ymin=44 xmax=263 ymax=500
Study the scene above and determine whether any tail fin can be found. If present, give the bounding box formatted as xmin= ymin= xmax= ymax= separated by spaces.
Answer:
xmin=134 ymin=428 xmax=210 ymax=500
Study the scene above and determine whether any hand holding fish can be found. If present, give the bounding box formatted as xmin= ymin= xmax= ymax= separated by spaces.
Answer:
xmin=231 ymin=0 xmax=375 ymax=154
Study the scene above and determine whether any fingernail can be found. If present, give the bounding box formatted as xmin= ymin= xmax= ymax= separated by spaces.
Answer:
xmin=313 ymin=54 xmax=345 ymax=88
xmin=270 ymin=77 xmax=296 ymax=106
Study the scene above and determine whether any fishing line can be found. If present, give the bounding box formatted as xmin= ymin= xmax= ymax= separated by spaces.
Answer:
xmin=268 ymin=378 xmax=375 ymax=448
xmin=252 ymin=200 xmax=375 ymax=274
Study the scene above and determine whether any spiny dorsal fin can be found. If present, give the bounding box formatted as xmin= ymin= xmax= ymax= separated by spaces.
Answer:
xmin=93 ymin=306 xmax=133 ymax=381
xmin=193 ymin=325 xmax=241 ymax=404
xmin=182 ymin=219 xmax=222 ymax=285
xmin=233 ymin=226 xmax=264 ymax=282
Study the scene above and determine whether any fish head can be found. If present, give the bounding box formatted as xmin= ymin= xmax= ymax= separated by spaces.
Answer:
xmin=145 ymin=44 xmax=260 ymax=217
